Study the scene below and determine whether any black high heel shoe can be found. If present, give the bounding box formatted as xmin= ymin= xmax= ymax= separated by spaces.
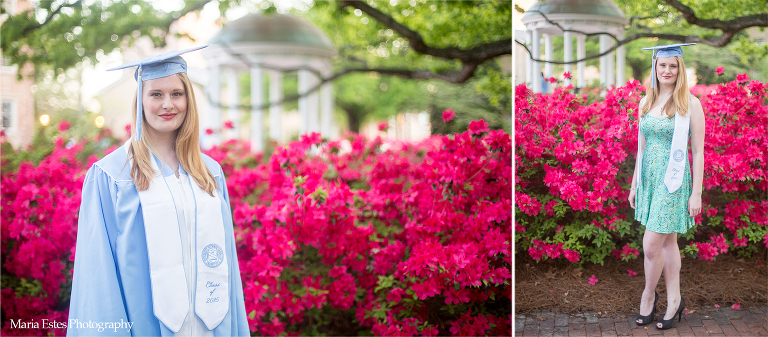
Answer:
xmin=635 ymin=291 xmax=658 ymax=326
xmin=657 ymin=297 xmax=685 ymax=330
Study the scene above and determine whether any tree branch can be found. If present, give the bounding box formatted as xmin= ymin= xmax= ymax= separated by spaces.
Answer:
xmin=628 ymin=13 xmax=665 ymax=26
xmin=206 ymin=64 xmax=477 ymax=112
xmin=19 ymin=0 xmax=84 ymax=37
xmin=338 ymin=0 xmax=510 ymax=80
xmin=525 ymin=10 xmax=622 ymax=43
xmin=163 ymin=0 xmax=214 ymax=32
xmin=517 ymin=5 xmax=768 ymax=65
xmin=662 ymin=0 xmax=768 ymax=32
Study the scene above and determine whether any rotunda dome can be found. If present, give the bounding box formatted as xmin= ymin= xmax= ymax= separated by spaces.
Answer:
xmin=208 ymin=14 xmax=335 ymax=52
xmin=522 ymin=0 xmax=626 ymax=20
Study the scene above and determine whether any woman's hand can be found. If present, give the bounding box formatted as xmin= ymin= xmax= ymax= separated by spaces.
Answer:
xmin=688 ymin=193 xmax=702 ymax=217
xmin=628 ymin=189 xmax=636 ymax=209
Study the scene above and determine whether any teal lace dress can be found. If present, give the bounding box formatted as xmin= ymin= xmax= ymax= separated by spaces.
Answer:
xmin=635 ymin=112 xmax=695 ymax=234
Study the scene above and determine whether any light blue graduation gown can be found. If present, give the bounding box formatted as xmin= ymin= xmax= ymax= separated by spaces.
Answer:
xmin=67 ymin=144 xmax=249 ymax=336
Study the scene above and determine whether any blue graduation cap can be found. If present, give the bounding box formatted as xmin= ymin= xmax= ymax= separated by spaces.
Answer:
xmin=641 ymin=43 xmax=696 ymax=88
xmin=107 ymin=45 xmax=208 ymax=141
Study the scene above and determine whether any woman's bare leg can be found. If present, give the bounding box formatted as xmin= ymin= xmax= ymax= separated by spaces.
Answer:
xmin=637 ymin=230 xmax=667 ymax=324
xmin=658 ymin=232 xmax=682 ymax=327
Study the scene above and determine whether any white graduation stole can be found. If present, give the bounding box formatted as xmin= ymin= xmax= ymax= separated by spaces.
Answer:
xmin=663 ymin=113 xmax=690 ymax=193
xmin=127 ymin=142 xmax=229 ymax=332
xmin=636 ymin=100 xmax=690 ymax=195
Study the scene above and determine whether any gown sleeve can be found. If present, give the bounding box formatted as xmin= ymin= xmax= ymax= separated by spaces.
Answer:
xmin=217 ymin=164 xmax=251 ymax=336
xmin=67 ymin=165 xmax=131 ymax=336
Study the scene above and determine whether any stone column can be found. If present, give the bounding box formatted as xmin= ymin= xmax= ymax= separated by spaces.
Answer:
xmin=320 ymin=67 xmax=333 ymax=138
xmin=525 ymin=30 xmax=532 ymax=86
xmin=307 ymin=70 xmax=320 ymax=134
xmin=544 ymin=33 xmax=553 ymax=80
xmin=531 ymin=29 xmax=541 ymax=93
xmin=250 ymin=66 xmax=264 ymax=153
xmin=607 ymin=33 xmax=615 ymax=87
xmin=298 ymin=68 xmax=311 ymax=135
xmin=226 ymin=68 xmax=239 ymax=140
xmin=268 ymin=69 xmax=282 ymax=142
xmin=616 ymin=31 xmax=626 ymax=86
xmin=564 ymin=28 xmax=573 ymax=86
xmin=577 ymin=34 xmax=586 ymax=88
xmin=599 ymin=34 xmax=609 ymax=87
xmin=206 ymin=64 xmax=221 ymax=146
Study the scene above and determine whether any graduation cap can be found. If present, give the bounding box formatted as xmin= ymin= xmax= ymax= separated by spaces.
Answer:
xmin=641 ymin=43 xmax=696 ymax=88
xmin=107 ymin=45 xmax=208 ymax=141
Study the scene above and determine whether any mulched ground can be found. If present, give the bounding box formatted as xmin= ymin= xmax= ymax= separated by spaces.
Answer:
xmin=515 ymin=249 xmax=768 ymax=316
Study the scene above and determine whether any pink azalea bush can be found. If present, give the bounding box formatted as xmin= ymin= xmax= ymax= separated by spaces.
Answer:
xmin=515 ymin=77 xmax=768 ymax=265
xmin=1 ymin=122 xmax=511 ymax=336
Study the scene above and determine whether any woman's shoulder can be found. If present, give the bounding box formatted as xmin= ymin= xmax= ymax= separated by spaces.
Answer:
xmin=90 ymin=143 xmax=134 ymax=182
xmin=688 ymin=94 xmax=702 ymax=106
xmin=200 ymin=153 xmax=224 ymax=177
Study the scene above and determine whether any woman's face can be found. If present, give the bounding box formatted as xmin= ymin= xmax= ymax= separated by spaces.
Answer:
xmin=655 ymin=56 xmax=679 ymax=87
xmin=142 ymin=75 xmax=187 ymax=137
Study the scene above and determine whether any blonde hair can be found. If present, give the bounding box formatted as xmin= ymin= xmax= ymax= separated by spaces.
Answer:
xmin=640 ymin=56 xmax=690 ymax=118
xmin=127 ymin=72 xmax=217 ymax=196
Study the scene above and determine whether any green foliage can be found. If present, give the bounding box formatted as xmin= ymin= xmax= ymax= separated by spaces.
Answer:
xmin=1 ymin=1 xmax=189 ymax=78
xmin=300 ymin=0 xmax=512 ymax=133
xmin=3 ymin=0 xmax=511 ymax=140
xmin=428 ymin=64 xmax=511 ymax=135
xmin=525 ymin=0 xmax=768 ymax=84
xmin=333 ymin=72 xmax=426 ymax=132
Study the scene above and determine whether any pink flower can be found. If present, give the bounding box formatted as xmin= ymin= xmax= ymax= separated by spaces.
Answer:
xmin=468 ymin=119 xmax=489 ymax=135
xmin=731 ymin=303 xmax=741 ymax=310
xmin=444 ymin=287 xmax=471 ymax=305
xmin=548 ymin=77 xmax=557 ymax=84
xmin=705 ymin=207 xmax=718 ymax=217
xmin=715 ymin=304 xmax=720 ymax=308
xmin=710 ymin=233 xmax=729 ymax=254
xmin=412 ymin=279 xmax=441 ymax=300
xmin=564 ymin=249 xmax=580 ymax=262
xmin=733 ymin=236 xmax=748 ymax=247
xmin=421 ymin=326 xmax=439 ymax=337
xmin=528 ymin=247 xmax=544 ymax=261
xmin=224 ymin=120 xmax=234 ymax=129
xmin=736 ymin=73 xmax=749 ymax=83
xmin=486 ymin=129 xmax=510 ymax=151
xmin=377 ymin=122 xmax=389 ymax=131
xmin=442 ymin=109 xmax=455 ymax=123
xmin=747 ymin=80 xmax=765 ymax=95
xmin=693 ymin=242 xmax=719 ymax=261
xmin=588 ymin=275 xmax=598 ymax=285
xmin=387 ymin=288 xmax=405 ymax=303
xmin=627 ymin=269 xmax=638 ymax=276
xmin=205 ymin=128 xmax=213 ymax=135
xmin=715 ymin=66 xmax=724 ymax=76
xmin=564 ymin=72 xmax=572 ymax=79
xmin=544 ymin=200 xmax=558 ymax=217
xmin=611 ymin=244 xmax=640 ymax=260
xmin=300 ymin=132 xmax=323 ymax=146
xmin=58 ymin=120 xmax=71 ymax=132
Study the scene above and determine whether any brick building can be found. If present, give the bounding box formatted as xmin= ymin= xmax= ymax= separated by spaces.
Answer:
xmin=1 ymin=0 xmax=35 ymax=149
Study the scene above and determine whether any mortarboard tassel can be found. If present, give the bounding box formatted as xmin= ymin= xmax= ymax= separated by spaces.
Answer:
xmin=136 ymin=65 xmax=143 ymax=141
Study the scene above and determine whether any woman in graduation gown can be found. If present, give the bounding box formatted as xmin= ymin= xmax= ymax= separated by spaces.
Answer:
xmin=67 ymin=46 xmax=250 ymax=336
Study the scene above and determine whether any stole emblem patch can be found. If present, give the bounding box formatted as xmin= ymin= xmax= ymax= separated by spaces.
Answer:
xmin=201 ymin=244 xmax=224 ymax=268
xmin=673 ymin=149 xmax=684 ymax=162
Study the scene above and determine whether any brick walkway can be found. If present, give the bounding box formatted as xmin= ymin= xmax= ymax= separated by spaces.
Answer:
xmin=515 ymin=306 xmax=768 ymax=337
